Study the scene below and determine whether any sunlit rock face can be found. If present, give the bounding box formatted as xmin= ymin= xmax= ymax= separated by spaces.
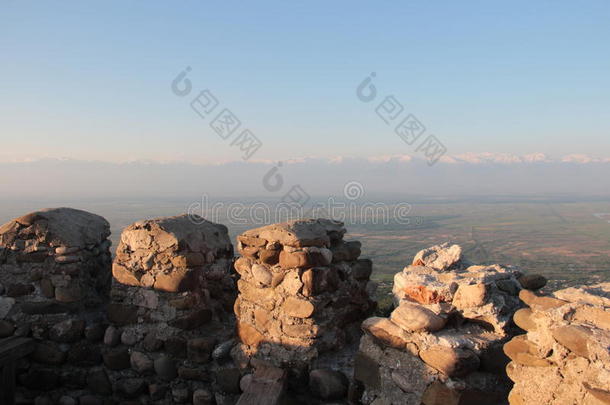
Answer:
xmin=505 ymin=283 xmax=610 ymax=405
xmin=232 ymin=218 xmax=375 ymax=368
xmin=357 ymin=243 xmax=530 ymax=405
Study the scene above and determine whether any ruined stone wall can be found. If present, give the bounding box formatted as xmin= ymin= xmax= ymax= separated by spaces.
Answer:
xmin=0 ymin=208 xmax=113 ymax=404
xmin=106 ymin=214 xmax=239 ymax=404
xmin=355 ymin=243 xmax=537 ymax=405
xmin=505 ymin=283 xmax=610 ymax=405
xmin=232 ymin=219 xmax=375 ymax=369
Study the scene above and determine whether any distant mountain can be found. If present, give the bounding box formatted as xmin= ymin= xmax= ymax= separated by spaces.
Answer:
xmin=1 ymin=154 xmax=609 ymax=199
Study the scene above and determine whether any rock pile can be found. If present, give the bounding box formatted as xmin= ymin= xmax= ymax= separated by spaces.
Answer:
xmin=356 ymin=243 xmax=532 ymax=405
xmin=505 ymin=283 xmax=610 ymax=404
xmin=107 ymin=214 xmax=238 ymax=403
xmin=0 ymin=208 xmax=113 ymax=402
xmin=232 ymin=219 xmax=375 ymax=368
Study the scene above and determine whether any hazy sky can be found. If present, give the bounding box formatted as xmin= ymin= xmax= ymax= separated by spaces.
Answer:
xmin=1 ymin=1 xmax=609 ymax=164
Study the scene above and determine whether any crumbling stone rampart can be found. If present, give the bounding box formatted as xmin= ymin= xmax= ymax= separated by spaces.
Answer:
xmin=0 ymin=208 xmax=112 ymax=403
xmin=356 ymin=243 xmax=533 ymax=405
xmin=505 ymin=283 xmax=610 ymax=405
xmin=232 ymin=219 xmax=375 ymax=368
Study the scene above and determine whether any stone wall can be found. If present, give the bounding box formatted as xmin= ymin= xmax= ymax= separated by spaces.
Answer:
xmin=0 ymin=208 xmax=113 ymax=404
xmin=355 ymin=243 xmax=537 ymax=405
xmin=232 ymin=219 xmax=375 ymax=369
xmin=505 ymin=283 xmax=610 ymax=404
xmin=106 ymin=214 xmax=238 ymax=404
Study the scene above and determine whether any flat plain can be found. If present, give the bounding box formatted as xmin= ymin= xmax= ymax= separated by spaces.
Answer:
xmin=2 ymin=197 xmax=609 ymax=298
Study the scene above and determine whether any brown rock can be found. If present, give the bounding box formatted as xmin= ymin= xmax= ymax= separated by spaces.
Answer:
xmin=572 ymin=306 xmax=610 ymax=330
xmin=259 ymin=249 xmax=280 ymax=265
xmin=503 ymin=335 xmax=553 ymax=367
xmin=251 ymin=264 xmax=272 ymax=286
xmin=154 ymin=268 xmax=195 ymax=292
xmin=254 ymin=308 xmax=271 ymax=330
xmin=271 ymin=272 xmax=285 ymax=288
xmin=361 ymin=317 xmax=411 ymax=350
xmin=419 ymin=346 xmax=480 ymax=377
xmin=390 ymin=303 xmax=446 ymax=332
xmin=241 ymin=246 xmax=260 ymax=258
xmin=508 ymin=390 xmax=526 ymax=405
xmin=519 ymin=289 xmax=567 ymax=310
xmin=513 ymin=308 xmax=537 ymax=331
xmin=283 ymin=323 xmax=320 ymax=338
xmin=301 ymin=269 xmax=315 ymax=297
xmin=282 ymin=297 xmax=315 ymax=318
xmin=234 ymin=257 xmax=252 ymax=276
xmin=238 ymin=279 xmax=276 ymax=310
xmin=552 ymin=325 xmax=594 ymax=358
xmin=421 ymin=381 xmax=461 ymax=405
xmin=238 ymin=235 xmax=267 ymax=247
xmin=237 ymin=322 xmax=264 ymax=347
xmin=518 ymin=274 xmax=547 ymax=290
xmin=584 ymin=383 xmax=610 ymax=404
xmin=452 ymin=283 xmax=488 ymax=308
xmin=112 ymin=263 xmax=140 ymax=286
xmin=171 ymin=252 xmax=205 ymax=268
xmin=279 ymin=250 xmax=314 ymax=269
xmin=403 ymin=285 xmax=448 ymax=304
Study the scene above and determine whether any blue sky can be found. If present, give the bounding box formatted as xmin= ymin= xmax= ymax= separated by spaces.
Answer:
xmin=1 ymin=1 xmax=609 ymax=163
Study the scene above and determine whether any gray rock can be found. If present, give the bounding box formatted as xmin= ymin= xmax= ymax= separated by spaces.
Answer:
xmin=172 ymin=384 xmax=190 ymax=403
xmin=154 ymin=355 xmax=177 ymax=381
xmin=115 ymin=378 xmax=146 ymax=399
xmin=412 ymin=243 xmax=462 ymax=270
xmin=49 ymin=319 xmax=84 ymax=343
xmin=0 ymin=320 xmax=15 ymax=338
xmin=212 ymin=339 xmax=235 ymax=361
xmin=239 ymin=374 xmax=253 ymax=392
xmin=0 ymin=297 xmax=15 ymax=319
xmin=309 ymin=369 xmax=348 ymax=400
xmin=58 ymin=396 xmax=76 ymax=405
xmin=130 ymin=351 xmax=153 ymax=374
xmin=193 ymin=389 xmax=214 ymax=405
xmin=103 ymin=325 xmax=120 ymax=346
xmin=121 ymin=328 xmax=140 ymax=346
xmin=78 ymin=395 xmax=101 ymax=405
